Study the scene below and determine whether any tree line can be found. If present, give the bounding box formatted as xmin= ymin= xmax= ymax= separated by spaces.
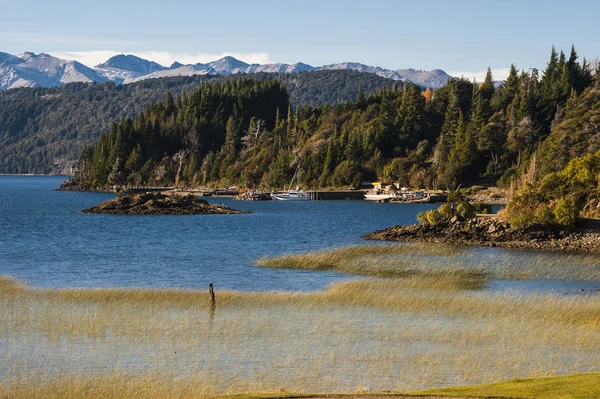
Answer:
xmin=0 ymin=70 xmax=396 ymax=174
xmin=71 ymin=46 xmax=599 ymax=196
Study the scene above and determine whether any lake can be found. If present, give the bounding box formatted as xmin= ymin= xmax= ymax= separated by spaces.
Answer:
xmin=1 ymin=176 xmax=599 ymax=394
xmin=0 ymin=176 xmax=598 ymax=292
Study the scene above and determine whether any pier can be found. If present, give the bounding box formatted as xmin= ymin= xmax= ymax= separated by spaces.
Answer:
xmin=306 ymin=190 xmax=365 ymax=200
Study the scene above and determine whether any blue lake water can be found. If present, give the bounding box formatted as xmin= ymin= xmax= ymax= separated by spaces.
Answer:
xmin=0 ymin=176 xmax=599 ymax=293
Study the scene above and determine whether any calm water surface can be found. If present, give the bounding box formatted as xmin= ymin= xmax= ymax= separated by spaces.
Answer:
xmin=0 ymin=176 xmax=598 ymax=292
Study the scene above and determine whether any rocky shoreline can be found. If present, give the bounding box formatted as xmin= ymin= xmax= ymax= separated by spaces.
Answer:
xmin=57 ymin=179 xmax=112 ymax=192
xmin=81 ymin=192 xmax=250 ymax=215
xmin=363 ymin=216 xmax=600 ymax=252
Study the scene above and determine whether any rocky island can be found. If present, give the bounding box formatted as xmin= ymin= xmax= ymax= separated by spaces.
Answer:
xmin=81 ymin=192 xmax=250 ymax=215
xmin=364 ymin=216 xmax=600 ymax=252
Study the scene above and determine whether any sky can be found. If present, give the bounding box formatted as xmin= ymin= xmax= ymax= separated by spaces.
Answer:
xmin=1 ymin=0 xmax=599 ymax=81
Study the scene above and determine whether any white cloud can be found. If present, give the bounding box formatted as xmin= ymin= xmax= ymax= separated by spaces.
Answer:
xmin=50 ymin=50 xmax=121 ymax=67
xmin=50 ymin=50 xmax=273 ymax=67
xmin=447 ymin=68 xmax=511 ymax=82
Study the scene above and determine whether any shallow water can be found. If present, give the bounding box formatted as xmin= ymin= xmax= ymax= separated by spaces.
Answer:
xmin=2 ymin=296 xmax=599 ymax=393
xmin=1 ymin=176 xmax=599 ymax=393
xmin=0 ymin=176 xmax=598 ymax=293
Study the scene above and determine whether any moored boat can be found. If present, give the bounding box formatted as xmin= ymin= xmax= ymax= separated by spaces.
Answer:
xmin=272 ymin=189 xmax=310 ymax=201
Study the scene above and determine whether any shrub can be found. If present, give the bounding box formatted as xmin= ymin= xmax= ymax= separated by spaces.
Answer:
xmin=416 ymin=211 xmax=429 ymax=224
xmin=506 ymin=198 xmax=538 ymax=229
xmin=426 ymin=210 xmax=444 ymax=225
xmin=417 ymin=209 xmax=445 ymax=226
xmin=553 ymin=197 xmax=578 ymax=226
xmin=456 ymin=202 xmax=476 ymax=219
xmin=447 ymin=191 xmax=465 ymax=203
xmin=538 ymin=172 xmax=563 ymax=199
xmin=438 ymin=203 xmax=454 ymax=220
xmin=534 ymin=204 xmax=556 ymax=224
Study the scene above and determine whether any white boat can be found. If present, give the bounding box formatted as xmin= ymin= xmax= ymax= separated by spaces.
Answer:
xmin=272 ymin=164 xmax=310 ymax=201
xmin=272 ymin=189 xmax=310 ymax=201
xmin=364 ymin=192 xmax=397 ymax=201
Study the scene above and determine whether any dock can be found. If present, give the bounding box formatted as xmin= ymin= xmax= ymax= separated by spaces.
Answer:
xmin=306 ymin=191 xmax=365 ymax=200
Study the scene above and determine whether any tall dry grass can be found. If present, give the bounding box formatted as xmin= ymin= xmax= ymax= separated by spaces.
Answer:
xmin=1 ymin=273 xmax=599 ymax=397
xmin=255 ymin=243 xmax=600 ymax=282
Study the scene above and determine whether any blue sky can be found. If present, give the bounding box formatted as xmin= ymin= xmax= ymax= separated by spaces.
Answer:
xmin=1 ymin=0 xmax=598 ymax=80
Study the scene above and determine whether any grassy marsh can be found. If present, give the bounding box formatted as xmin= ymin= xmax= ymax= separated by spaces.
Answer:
xmin=1 ymin=271 xmax=599 ymax=397
xmin=255 ymin=243 xmax=600 ymax=282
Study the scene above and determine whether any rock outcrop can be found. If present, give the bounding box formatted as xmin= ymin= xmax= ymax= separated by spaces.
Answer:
xmin=81 ymin=192 xmax=250 ymax=215
xmin=363 ymin=217 xmax=600 ymax=252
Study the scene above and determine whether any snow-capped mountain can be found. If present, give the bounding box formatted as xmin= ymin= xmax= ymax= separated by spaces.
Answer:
xmin=396 ymin=69 xmax=451 ymax=90
xmin=95 ymin=54 xmax=167 ymax=84
xmin=0 ymin=51 xmax=454 ymax=90
xmin=0 ymin=52 xmax=107 ymax=90
xmin=319 ymin=62 xmax=405 ymax=80
xmin=128 ymin=64 xmax=215 ymax=83
xmin=245 ymin=62 xmax=315 ymax=74
xmin=209 ymin=56 xmax=249 ymax=74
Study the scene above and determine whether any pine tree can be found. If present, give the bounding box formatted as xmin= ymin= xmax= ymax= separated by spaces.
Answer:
xmin=125 ymin=144 xmax=142 ymax=173
xmin=356 ymin=88 xmax=366 ymax=109
xmin=478 ymin=67 xmax=495 ymax=122
xmin=441 ymin=85 xmax=461 ymax=139
xmin=398 ymin=84 xmax=426 ymax=148
xmin=500 ymin=64 xmax=520 ymax=108
xmin=542 ymin=46 xmax=560 ymax=88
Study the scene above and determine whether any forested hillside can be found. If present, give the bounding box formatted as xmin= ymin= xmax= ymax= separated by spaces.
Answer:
xmin=71 ymin=46 xmax=600 ymax=192
xmin=0 ymin=70 xmax=397 ymax=174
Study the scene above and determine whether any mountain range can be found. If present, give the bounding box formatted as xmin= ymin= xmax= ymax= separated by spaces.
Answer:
xmin=0 ymin=52 xmax=453 ymax=90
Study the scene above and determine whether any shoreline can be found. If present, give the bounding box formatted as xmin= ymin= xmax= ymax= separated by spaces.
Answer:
xmin=363 ymin=216 xmax=600 ymax=253
xmin=0 ymin=174 xmax=69 ymax=177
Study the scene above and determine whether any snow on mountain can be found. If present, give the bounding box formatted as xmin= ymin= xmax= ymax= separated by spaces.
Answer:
xmin=209 ymin=56 xmax=249 ymax=74
xmin=0 ymin=62 xmax=38 ymax=89
xmin=287 ymin=62 xmax=316 ymax=73
xmin=0 ymin=51 xmax=455 ymax=90
xmin=128 ymin=64 xmax=215 ymax=83
xmin=94 ymin=54 xmax=167 ymax=84
xmin=319 ymin=62 xmax=404 ymax=80
xmin=245 ymin=62 xmax=316 ymax=74
xmin=96 ymin=54 xmax=166 ymax=74
xmin=396 ymin=68 xmax=451 ymax=89
xmin=0 ymin=52 xmax=107 ymax=89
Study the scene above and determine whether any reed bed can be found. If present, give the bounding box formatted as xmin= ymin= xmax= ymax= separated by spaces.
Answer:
xmin=1 ymin=274 xmax=599 ymax=397
xmin=255 ymin=243 xmax=600 ymax=282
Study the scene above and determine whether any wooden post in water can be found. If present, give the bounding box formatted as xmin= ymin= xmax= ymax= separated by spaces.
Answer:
xmin=209 ymin=283 xmax=215 ymax=307
xmin=209 ymin=283 xmax=216 ymax=323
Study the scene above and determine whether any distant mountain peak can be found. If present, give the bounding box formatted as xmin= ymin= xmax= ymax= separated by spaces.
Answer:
xmin=18 ymin=51 xmax=38 ymax=60
xmin=209 ymin=56 xmax=249 ymax=72
xmin=96 ymin=54 xmax=166 ymax=74
xmin=0 ymin=50 xmax=454 ymax=90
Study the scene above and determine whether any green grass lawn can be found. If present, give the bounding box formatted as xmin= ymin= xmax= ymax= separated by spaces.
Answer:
xmin=404 ymin=373 xmax=600 ymax=399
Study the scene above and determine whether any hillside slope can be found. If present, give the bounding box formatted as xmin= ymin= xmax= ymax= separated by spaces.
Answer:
xmin=0 ymin=70 xmax=397 ymax=174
